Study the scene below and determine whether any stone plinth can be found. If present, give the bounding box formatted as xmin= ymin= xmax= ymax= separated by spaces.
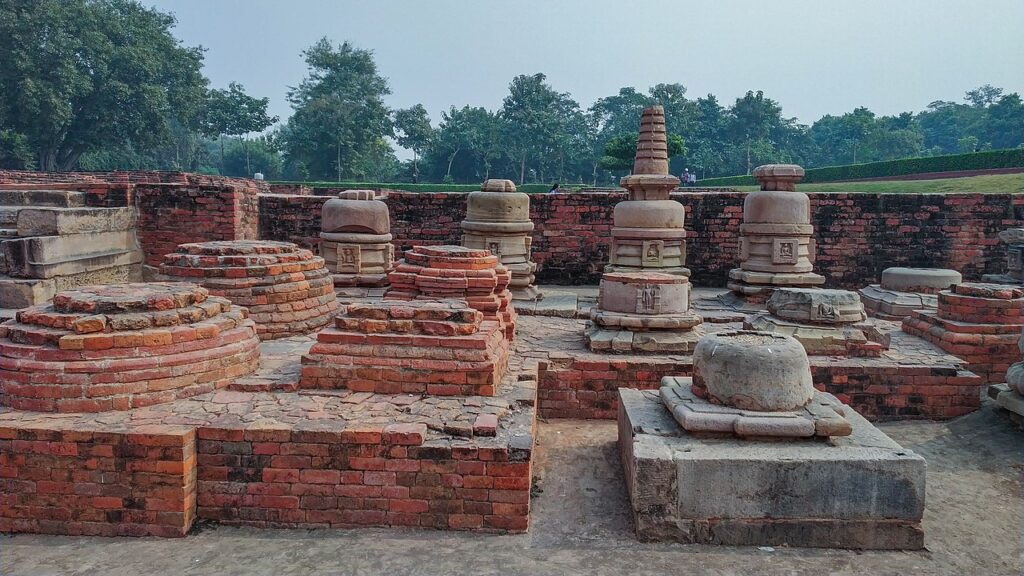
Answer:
xmin=462 ymin=179 xmax=540 ymax=301
xmin=0 ymin=189 xmax=143 ymax=309
xmin=618 ymin=387 xmax=926 ymax=549
xmin=860 ymin=267 xmax=962 ymax=320
xmin=585 ymin=272 xmax=702 ymax=353
xmin=159 ymin=240 xmax=339 ymax=340
xmin=0 ymin=283 xmax=260 ymax=412
xmin=300 ymin=300 xmax=510 ymax=396
xmin=990 ymin=322 xmax=1024 ymax=427
xmin=321 ymin=190 xmax=395 ymax=287
xmin=982 ymin=228 xmax=1024 ymax=285
xmin=605 ymin=106 xmax=688 ymax=276
xmin=902 ymin=282 xmax=1024 ymax=383
xmin=386 ymin=245 xmax=517 ymax=340
xmin=727 ymin=165 xmax=824 ymax=301
xmin=746 ymin=288 xmax=881 ymax=356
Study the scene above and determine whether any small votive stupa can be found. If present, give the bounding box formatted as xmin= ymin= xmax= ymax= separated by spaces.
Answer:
xmin=461 ymin=179 xmax=540 ymax=301
xmin=727 ymin=164 xmax=825 ymax=301
xmin=320 ymin=190 xmax=395 ymax=287
xmin=605 ymin=106 xmax=688 ymax=276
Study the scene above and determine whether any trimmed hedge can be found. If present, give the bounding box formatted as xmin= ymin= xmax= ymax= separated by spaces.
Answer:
xmin=697 ymin=148 xmax=1024 ymax=186
xmin=267 ymin=181 xmax=573 ymax=194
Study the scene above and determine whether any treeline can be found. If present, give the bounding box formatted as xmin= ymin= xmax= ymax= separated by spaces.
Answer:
xmin=1 ymin=1 xmax=1022 ymax=185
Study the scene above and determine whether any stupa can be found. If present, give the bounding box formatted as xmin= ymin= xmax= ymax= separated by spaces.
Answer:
xmin=727 ymin=164 xmax=825 ymax=301
xmin=990 ymin=324 xmax=1024 ymax=427
xmin=605 ymin=106 xmax=688 ymax=276
xmin=860 ymin=267 xmax=962 ymax=320
xmin=982 ymin=227 xmax=1024 ymax=285
xmin=320 ymin=190 xmax=395 ymax=287
xmin=747 ymin=287 xmax=882 ymax=356
xmin=617 ymin=330 xmax=926 ymax=549
xmin=385 ymin=245 xmax=517 ymax=340
xmin=159 ymin=240 xmax=339 ymax=339
xmin=461 ymin=179 xmax=540 ymax=301
xmin=585 ymin=271 xmax=702 ymax=353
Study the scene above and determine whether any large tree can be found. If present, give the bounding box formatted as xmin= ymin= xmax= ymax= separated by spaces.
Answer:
xmin=499 ymin=73 xmax=577 ymax=184
xmin=201 ymin=82 xmax=277 ymax=176
xmin=0 ymin=0 xmax=207 ymax=171
xmin=282 ymin=38 xmax=393 ymax=181
xmin=393 ymin=104 xmax=434 ymax=182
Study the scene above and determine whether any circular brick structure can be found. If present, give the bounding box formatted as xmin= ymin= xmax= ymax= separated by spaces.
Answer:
xmin=160 ymin=240 xmax=339 ymax=340
xmin=0 ymin=282 xmax=260 ymax=412
xmin=385 ymin=245 xmax=517 ymax=340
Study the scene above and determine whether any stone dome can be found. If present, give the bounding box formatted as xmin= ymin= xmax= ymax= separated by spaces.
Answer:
xmin=693 ymin=330 xmax=814 ymax=411
xmin=321 ymin=190 xmax=390 ymax=234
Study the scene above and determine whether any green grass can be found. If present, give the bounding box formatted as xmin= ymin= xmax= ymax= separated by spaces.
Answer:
xmin=730 ymin=173 xmax=1024 ymax=194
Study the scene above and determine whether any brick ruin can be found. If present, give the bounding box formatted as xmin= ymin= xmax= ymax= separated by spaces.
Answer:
xmin=0 ymin=162 xmax=1020 ymax=545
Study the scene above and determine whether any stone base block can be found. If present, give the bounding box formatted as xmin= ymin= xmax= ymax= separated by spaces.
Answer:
xmin=727 ymin=268 xmax=825 ymax=301
xmin=618 ymin=388 xmax=925 ymax=549
xmin=989 ymin=383 xmax=1024 ymax=429
xmin=604 ymin=264 xmax=690 ymax=278
xmin=981 ymin=273 xmax=1021 ymax=286
xmin=584 ymin=324 xmax=702 ymax=354
xmin=510 ymin=284 xmax=542 ymax=302
xmin=860 ymin=284 xmax=937 ymax=320
xmin=0 ymin=276 xmax=55 ymax=308
xmin=332 ymin=272 xmax=390 ymax=288
xmin=745 ymin=314 xmax=884 ymax=357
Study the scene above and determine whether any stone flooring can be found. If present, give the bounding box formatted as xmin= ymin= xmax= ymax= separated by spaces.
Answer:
xmin=1 ymin=408 xmax=1020 ymax=575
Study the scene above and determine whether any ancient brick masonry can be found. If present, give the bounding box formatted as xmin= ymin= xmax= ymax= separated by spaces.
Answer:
xmin=300 ymin=300 xmax=510 ymax=396
xmin=159 ymin=240 xmax=338 ymax=340
xmin=903 ymin=282 xmax=1024 ymax=383
xmin=0 ymin=283 xmax=260 ymax=412
xmin=386 ymin=245 xmax=517 ymax=340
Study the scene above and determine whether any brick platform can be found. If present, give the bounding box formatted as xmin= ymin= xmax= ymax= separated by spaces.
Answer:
xmin=0 ymin=283 xmax=260 ymax=412
xmin=902 ymin=283 xmax=1024 ymax=384
xmin=526 ymin=315 xmax=982 ymax=421
xmin=386 ymin=245 xmax=517 ymax=340
xmin=299 ymin=300 xmax=511 ymax=396
xmin=0 ymin=336 xmax=537 ymax=537
xmin=160 ymin=240 xmax=339 ymax=340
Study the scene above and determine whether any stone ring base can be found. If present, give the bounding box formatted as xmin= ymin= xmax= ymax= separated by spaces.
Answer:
xmin=584 ymin=323 xmax=702 ymax=353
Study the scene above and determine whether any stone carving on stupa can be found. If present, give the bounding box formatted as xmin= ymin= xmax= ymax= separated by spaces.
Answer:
xmin=726 ymin=164 xmax=825 ymax=301
xmin=982 ymin=228 xmax=1024 ymax=285
xmin=461 ymin=179 xmax=540 ymax=301
xmin=605 ymin=106 xmax=688 ymax=276
xmin=746 ymin=287 xmax=882 ymax=356
xmin=320 ymin=190 xmax=395 ymax=287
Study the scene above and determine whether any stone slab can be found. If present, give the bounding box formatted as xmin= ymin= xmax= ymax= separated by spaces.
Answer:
xmin=16 ymin=206 xmax=137 ymax=237
xmin=990 ymin=384 xmax=1024 ymax=429
xmin=618 ymin=387 xmax=926 ymax=549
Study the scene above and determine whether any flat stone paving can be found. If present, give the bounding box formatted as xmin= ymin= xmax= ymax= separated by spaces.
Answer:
xmin=1 ymin=409 xmax=1020 ymax=576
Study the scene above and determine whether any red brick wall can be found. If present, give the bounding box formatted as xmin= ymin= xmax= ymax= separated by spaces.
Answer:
xmin=0 ymin=424 xmax=196 ymax=537
xmin=196 ymin=425 xmax=531 ymax=532
xmin=258 ymin=190 xmax=1021 ymax=288
xmin=537 ymin=356 xmax=983 ymax=421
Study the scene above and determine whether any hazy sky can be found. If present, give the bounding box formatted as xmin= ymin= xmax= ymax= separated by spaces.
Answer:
xmin=147 ymin=0 xmax=1024 ymax=155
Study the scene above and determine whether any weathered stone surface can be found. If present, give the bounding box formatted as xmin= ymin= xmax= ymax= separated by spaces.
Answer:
xmin=746 ymin=313 xmax=880 ymax=356
xmin=586 ymin=271 xmax=702 ymax=353
xmin=16 ymin=206 xmax=136 ymax=237
xmin=861 ymin=267 xmax=961 ymax=320
xmin=0 ymin=282 xmax=260 ymax=412
xmin=618 ymin=387 xmax=926 ymax=549
xmin=691 ymin=330 xmax=814 ymax=411
xmin=160 ymin=240 xmax=339 ymax=340
xmin=768 ymin=287 xmax=867 ymax=324
xmin=880 ymin=267 xmax=961 ymax=293
xmin=662 ymin=378 xmax=851 ymax=438
xmin=321 ymin=190 xmax=395 ymax=287
xmin=462 ymin=179 xmax=539 ymax=301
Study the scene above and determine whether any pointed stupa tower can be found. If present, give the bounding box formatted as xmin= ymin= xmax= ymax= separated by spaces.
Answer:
xmin=605 ymin=106 xmax=689 ymax=276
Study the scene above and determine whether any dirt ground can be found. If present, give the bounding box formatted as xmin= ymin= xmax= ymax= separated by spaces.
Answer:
xmin=1 ymin=403 xmax=1021 ymax=576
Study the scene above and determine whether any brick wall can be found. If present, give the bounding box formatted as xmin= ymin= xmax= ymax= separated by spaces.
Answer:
xmin=259 ymin=190 xmax=1022 ymax=288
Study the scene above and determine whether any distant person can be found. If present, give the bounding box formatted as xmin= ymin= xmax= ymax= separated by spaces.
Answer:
xmin=681 ymin=169 xmax=690 ymax=187
xmin=549 ymin=183 xmax=560 ymax=193
xmin=689 ymin=171 xmax=697 ymax=186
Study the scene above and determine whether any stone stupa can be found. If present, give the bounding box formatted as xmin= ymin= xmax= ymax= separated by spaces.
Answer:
xmin=605 ymin=106 xmax=688 ymax=277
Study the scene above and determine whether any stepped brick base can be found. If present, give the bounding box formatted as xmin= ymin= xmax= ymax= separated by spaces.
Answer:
xmin=386 ymin=245 xmax=517 ymax=340
xmin=0 ymin=283 xmax=260 ymax=412
xmin=160 ymin=240 xmax=339 ymax=340
xmin=300 ymin=300 xmax=510 ymax=396
xmin=902 ymin=283 xmax=1024 ymax=383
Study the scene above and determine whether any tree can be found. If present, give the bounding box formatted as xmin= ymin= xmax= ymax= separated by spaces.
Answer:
xmin=282 ymin=38 xmax=393 ymax=181
xmin=201 ymin=82 xmax=277 ymax=176
xmin=500 ymin=73 xmax=575 ymax=184
xmin=965 ymin=84 xmax=1004 ymax=108
xmin=598 ymin=133 xmax=685 ymax=172
xmin=0 ymin=0 xmax=207 ymax=171
xmin=393 ymin=105 xmax=434 ymax=183
xmin=222 ymin=136 xmax=282 ymax=179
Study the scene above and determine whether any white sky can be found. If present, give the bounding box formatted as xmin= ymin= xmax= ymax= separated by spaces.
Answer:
xmin=147 ymin=0 xmax=1024 ymax=159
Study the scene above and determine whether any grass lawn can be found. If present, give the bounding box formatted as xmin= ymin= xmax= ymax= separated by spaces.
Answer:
xmin=730 ymin=172 xmax=1024 ymax=194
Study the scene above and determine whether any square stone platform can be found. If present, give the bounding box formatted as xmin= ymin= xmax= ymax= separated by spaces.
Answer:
xmin=617 ymin=387 xmax=926 ymax=549
xmin=0 ymin=334 xmax=537 ymax=537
